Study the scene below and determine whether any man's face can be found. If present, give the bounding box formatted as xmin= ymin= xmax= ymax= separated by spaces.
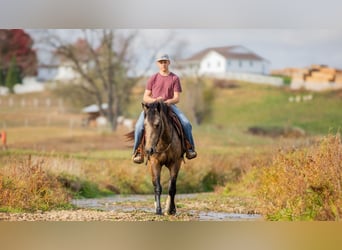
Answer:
xmin=157 ymin=60 xmax=170 ymax=71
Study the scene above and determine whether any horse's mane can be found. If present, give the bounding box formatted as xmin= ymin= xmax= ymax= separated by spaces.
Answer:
xmin=146 ymin=101 xmax=170 ymax=123
xmin=125 ymin=101 xmax=170 ymax=142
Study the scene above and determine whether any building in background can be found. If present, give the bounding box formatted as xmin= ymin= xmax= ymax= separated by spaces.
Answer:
xmin=174 ymin=45 xmax=283 ymax=86
xmin=176 ymin=45 xmax=270 ymax=76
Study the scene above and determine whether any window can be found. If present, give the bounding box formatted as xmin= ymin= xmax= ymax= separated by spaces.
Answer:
xmin=239 ymin=61 xmax=242 ymax=67
xmin=207 ymin=62 xmax=211 ymax=69
xmin=217 ymin=61 xmax=221 ymax=67
xmin=250 ymin=61 xmax=253 ymax=67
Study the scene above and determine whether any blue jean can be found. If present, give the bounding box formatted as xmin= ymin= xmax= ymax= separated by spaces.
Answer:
xmin=133 ymin=104 xmax=195 ymax=153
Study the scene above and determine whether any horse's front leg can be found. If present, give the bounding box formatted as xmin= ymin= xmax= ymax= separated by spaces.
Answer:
xmin=150 ymin=161 xmax=162 ymax=215
xmin=165 ymin=162 xmax=181 ymax=215
xmin=165 ymin=176 xmax=177 ymax=215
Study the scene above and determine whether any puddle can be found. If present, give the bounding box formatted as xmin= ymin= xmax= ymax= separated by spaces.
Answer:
xmin=72 ymin=195 xmax=152 ymax=210
xmin=72 ymin=194 xmax=262 ymax=221
xmin=196 ymin=211 xmax=262 ymax=221
xmin=71 ymin=193 xmax=197 ymax=211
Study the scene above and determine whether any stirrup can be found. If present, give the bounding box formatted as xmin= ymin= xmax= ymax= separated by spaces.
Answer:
xmin=186 ymin=149 xmax=197 ymax=159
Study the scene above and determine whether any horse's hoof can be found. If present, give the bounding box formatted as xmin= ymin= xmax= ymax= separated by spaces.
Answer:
xmin=156 ymin=209 xmax=163 ymax=215
xmin=165 ymin=209 xmax=176 ymax=215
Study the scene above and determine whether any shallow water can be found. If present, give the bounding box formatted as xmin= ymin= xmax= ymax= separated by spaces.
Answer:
xmin=72 ymin=194 xmax=262 ymax=221
xmin=196 ymin=211 xmax=262 ymax=221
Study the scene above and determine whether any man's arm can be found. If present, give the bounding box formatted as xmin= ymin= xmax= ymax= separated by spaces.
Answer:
xmin=143 ymin=90 xmax=180 ymax=105
xmin=143 ymin=90 xmax=163 ymax=103
xmin=164 ymin=91 xmax=180 ymax=105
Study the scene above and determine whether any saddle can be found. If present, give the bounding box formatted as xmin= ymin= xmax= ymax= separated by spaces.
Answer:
xmin=167 ymin=108 xmax=188 ymax=155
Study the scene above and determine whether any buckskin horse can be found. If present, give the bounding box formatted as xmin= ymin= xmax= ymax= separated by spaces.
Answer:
xmin=127 ymin=101 xmax=186 ymax=215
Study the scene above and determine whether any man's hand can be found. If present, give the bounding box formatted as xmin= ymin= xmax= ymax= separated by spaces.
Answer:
xmin=164 ymin=99 xmax=172 ymax=106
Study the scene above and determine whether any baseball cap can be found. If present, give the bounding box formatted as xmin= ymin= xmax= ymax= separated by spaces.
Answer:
xmin=156 ymin=53 xmax=170 ymax=62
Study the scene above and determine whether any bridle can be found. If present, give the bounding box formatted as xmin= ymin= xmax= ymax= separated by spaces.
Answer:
xmin=145 ymin=105 xmax=174 ymax=161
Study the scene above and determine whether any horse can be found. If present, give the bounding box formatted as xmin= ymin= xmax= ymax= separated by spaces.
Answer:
xmin=127 ymin=101 xmax=185 ymax=215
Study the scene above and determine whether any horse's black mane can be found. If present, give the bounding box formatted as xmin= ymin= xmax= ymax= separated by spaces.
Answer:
xmin=125 ymin=101 xmax=170 ymax=142
xmin=145 ymin=101 xmax=170 ymax=123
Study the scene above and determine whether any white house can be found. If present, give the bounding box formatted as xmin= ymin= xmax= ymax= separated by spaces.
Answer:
xmin=54 ymin=61 xmax=80 ymax=81
xmin=176 ymin=45 xmax=270 ymax=76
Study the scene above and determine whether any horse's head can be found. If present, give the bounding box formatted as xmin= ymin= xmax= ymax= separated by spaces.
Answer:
xmin=142 ymin=101 xmax=164 ymax=155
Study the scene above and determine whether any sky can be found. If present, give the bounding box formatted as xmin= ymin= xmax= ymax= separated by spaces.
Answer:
xmin=28 ymin=29 xmax=342 ymax=78
xmin=3 ymin=0 xmax=342 ymax=74
xmin=136 ymin=29 xmax=342 ymax=70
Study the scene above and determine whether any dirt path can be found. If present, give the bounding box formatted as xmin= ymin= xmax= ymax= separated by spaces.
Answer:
xmin=0 ymin=193 xmax=263 ymax=221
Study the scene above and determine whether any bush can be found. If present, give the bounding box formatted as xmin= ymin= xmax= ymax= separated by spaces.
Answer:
xmin=180 ymin=77 xmax=215 ymax=125
xmin=0 ymin=155 xmax=70 ymax=212
xmin=256 ymin=134 xmax=342 ymax=221
xmin=57 ymin=173 xmax=113 ymax=198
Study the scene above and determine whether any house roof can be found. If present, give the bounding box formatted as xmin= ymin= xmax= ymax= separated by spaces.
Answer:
xmin=82 ymin=103 xmax=108 ymax=113
xmin=184 ymin=45 xmax=267 ymax=62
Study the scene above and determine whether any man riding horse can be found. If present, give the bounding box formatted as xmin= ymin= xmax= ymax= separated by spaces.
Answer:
xmin=132 ymin=53 xmax=197 ymax=164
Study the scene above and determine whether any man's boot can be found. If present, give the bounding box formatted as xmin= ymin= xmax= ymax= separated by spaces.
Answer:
xmin=185 ymin=140 xmax=197 ymax=159
xmin=132 ymin=144 xmax=144 ymax=164
xmin=186 ymin=148 xmax=197 ymax=159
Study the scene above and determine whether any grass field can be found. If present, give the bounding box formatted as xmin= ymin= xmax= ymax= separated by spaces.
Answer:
xmin=2 ymin=81 xmax=342 ymax=171
xmin=1 ymin=80 xmax=342 ymax=218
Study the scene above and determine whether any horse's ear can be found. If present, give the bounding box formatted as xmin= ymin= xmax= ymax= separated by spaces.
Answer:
xmin=142 ymin=102 xmax=148 ymax=110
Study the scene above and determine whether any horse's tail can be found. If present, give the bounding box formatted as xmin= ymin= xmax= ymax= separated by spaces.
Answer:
xmin=124 ymin=130 xmax=135 ymax=142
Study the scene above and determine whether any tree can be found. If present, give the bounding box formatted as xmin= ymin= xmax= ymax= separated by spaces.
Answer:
xmin=41 ymin=29 xmax=172 ymax=131
xmin=0 ymin=64 xmax=4 ymax=86
xmin=0 ymin=29 xmax=38 ymax=81
xmin=181 ymin=76 xmax=215 ymax=125
xmin=172 ymin=42 xmax=215 ymax=125
xmin=5 ymin=57 xmax=21 ymax=93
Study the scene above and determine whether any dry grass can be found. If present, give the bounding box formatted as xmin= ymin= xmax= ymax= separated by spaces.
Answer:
xmin=0 ymin=155 xmax=71 ymax=212
xmin=255 ymin=134 xmax=342 ymax=221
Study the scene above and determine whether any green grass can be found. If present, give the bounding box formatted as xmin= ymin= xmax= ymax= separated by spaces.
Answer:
xmin=207 ymin=82 xmax=342 ymax=135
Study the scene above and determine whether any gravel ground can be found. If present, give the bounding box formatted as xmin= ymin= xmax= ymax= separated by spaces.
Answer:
xmin=0 ymin=209 xmax=197 ymax=221
xmin=0 ymin=193 xmax=263 ymax=221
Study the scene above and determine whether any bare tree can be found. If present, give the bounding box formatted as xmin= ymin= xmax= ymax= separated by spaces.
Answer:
xmin=38 ymin=29 xmax=173 ymax=131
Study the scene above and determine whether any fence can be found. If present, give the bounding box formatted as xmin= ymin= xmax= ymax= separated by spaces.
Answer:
xmin=0 ymin=96 xmax=65 ymax=110
xmin=0 ymin=96 xmax=83 ymax=129
xmin=217 ymin=72 xmax=284 ymax=86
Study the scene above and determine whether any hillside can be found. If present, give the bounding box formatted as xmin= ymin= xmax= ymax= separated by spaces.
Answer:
xmin=209 ymin=81 xmax=342 ymax=135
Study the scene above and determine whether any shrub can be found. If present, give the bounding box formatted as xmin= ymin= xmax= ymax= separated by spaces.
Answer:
xmin=256 ymin=134 xmax=342 ymax=221
xmin=0 ymin=155 xmax=70 ymax=212
xmin=57 ymin=173 xmax=113 ymax=198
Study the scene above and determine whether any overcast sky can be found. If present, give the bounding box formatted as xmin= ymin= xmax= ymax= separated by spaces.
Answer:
xmin=28 ymin=29 xmax=342 ymax=74
xmin=136 ymin=29 xmax=342 ymax=70
xmin=4 ymin=0 xmax=342 ymax=73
